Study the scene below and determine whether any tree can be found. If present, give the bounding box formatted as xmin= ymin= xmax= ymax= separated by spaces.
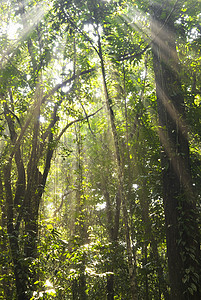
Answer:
xmin=150 ymin=1 xmax=201 ymax=298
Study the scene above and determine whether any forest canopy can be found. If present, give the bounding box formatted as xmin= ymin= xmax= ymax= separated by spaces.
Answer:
xmin=1 ymin=0 xmax=201 ymax=299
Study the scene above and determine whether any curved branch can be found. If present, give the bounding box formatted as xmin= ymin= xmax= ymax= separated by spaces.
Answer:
xmin=53 ymin=190 xmax=73 ymax=217
xmin=115 ymin=45 xmax=149 ymax=62
xmin=80 ymin=101 xmax=96 ymax=136
xmin=41 ymin=68 xmax=95 ymax=104
xmin=57 ymin=106 xmax=103 ymax=141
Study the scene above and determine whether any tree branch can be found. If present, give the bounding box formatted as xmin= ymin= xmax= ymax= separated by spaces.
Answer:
xmin=41 ymin=68 xmax=95 ymax=104
xmin=56 ymin=106 xmax=103 ymax=142
xmin=62 ymin=10 xmax=100 ymax=56
xmin=3 ymin=102 xmax=26 ymax=207
xmin=115 ymin=45 xmax=149 ymax=62
xmin=53 ymin=190 xmax=73 ymax=217
xmin=80 ymin=101 xmax=96 ymax=136
xmin=9 ymin=68 xmax=95 ymax=161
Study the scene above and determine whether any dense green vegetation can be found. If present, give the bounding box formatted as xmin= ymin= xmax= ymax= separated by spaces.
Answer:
xmin=1 ymin=0 xmax=201 ymax=299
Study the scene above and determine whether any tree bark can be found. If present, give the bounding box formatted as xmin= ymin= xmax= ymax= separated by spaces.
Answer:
xmin=151 ymin=3 xmax=201 ymax=299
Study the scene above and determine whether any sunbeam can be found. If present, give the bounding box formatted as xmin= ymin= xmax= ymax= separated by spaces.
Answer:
xmin=122 ymin=4 xmax=180 ymax=71
xmin=121 ymin=2 xmax=194 ymax=192
xmin=156 ymin=84 xmax=189 ymax=140
xmin=0 ymin=0 xmax=52 ymax=68
xmin=158 ymin=127 xmax=192 ymax=192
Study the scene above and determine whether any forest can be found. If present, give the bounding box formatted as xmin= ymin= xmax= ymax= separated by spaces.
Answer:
xmin=0 ymin=0 xmax=201 ymax=299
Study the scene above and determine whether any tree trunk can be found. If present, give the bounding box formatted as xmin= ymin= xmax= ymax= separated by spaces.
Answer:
xmin=3 ymin=163 xmax=30 ymax=300
xmin=151 ymin=3 xmax=201 ymax=299
xmin=142 ymin=243 xmax=149 ymax=300
xmin=97 ymin=29 xmax=138 ymax=300
xmin=2 ymin=93 xmax=55 ymax=297
xmin=73 ymin=126 xmax=87 ymax=300
xmin=103 ymin=181 xmax=121 ymax=300
xmin=139 ymin=179 xmax=170 ymax=300
xmin=107 ymin=274 xmax=114 ymax=300
xmin=0 ymin=174 xmax=14 ymax=299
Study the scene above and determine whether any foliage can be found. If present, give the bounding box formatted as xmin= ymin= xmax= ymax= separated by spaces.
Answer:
xmin=0 ymin=0 xmax=201 ymax=299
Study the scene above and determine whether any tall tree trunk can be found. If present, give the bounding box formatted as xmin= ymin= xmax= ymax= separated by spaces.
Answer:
xmin=2 ymin=91 xmax=55 ymax=298
xmin=107 ymin=274 xmax=115 ymax=300
xmin=102 ymin=181 xmax=120 ymax=300
xmin=142 ymin=243 xmax=149 ymax=300
xmin=151 ymin=3 xmax=201 ymax=299
xmin=139 ymin=178 xmax=170 ymax=300
xmin=3 ymin=163 xmax=30 ymax=300
xmin=73 ymin=125 xmax=87 ymax=300
xmin=0 ymin=173 xmax=14 ymax=299
xmin=97 ymin=28 xmax=138 ymax=300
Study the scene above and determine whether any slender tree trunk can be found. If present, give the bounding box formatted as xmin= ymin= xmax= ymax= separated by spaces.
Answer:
xmin=0 ymin=174 xmax=14 ymax=299
xmin=139 ymin=179 xmax=170 ymax=300
xmin=103 ymin=181 xmax=120 ymax=300
xmin=142 ymin=243 xmax=149 ymax=300
xmin=151 ymin=3 xmax=201 ymax=299
xmin=73 ymin=126 xmax=87 ymax=300
xmin=97 ymin=29 xmax=138 ymax=300
xmin=107 ymin=274 xmax=114 ymax=300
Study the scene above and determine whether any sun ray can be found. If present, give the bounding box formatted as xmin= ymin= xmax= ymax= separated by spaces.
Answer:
xmin=121 ymin=4 xmax=180 ymax=73
xmin=0 ymin=0 xmax=52 ymax=68
xmin=120 ymin=3 xmax=194 ymax=194
xmin=156 ymin=85 xmax=189 ymax=139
